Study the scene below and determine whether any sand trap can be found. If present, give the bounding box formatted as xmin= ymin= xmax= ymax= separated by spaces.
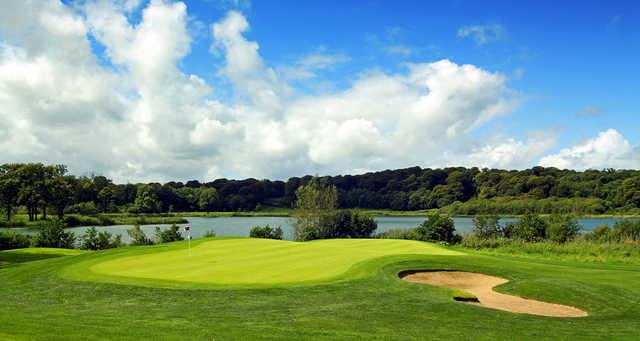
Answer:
xmin=401 ymin=271 xmax=588 ymax=318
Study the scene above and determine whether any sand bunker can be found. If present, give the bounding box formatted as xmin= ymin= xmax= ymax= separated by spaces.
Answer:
xmin=401 ymin=271 xmax=588 ymax=317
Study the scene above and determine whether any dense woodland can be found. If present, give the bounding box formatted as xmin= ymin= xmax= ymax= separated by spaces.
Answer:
xmin=1 ymin=163 xmax=640 ymax=221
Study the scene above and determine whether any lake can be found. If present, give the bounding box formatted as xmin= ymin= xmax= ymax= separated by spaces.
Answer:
xmin=3 ymin=216 xmax=636 ymax=243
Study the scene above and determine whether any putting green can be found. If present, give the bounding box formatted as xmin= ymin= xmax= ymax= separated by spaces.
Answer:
xmin=69 ymin=238 xmax=463 ymax=286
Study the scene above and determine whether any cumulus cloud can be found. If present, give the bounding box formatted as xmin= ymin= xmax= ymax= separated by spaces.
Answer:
xmin=539 ymin=129 xmax=640 ymax=170
xmin=457 ymin=24 xmax=505 ymax=45
xmin=1 ymin=1 xmax=537 ymax=182
xmin=451 ymin=131 xmax=557 ymax=169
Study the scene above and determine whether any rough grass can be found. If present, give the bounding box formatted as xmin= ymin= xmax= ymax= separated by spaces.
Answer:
xmin=459 ymin=238 xmax=640 ymax=265
xmin=2 ymin=240 xmax=640 ymax=339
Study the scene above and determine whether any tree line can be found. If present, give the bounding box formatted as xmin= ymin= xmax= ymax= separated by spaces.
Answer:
xmin=1 ymin=163 xmax=640 ymax=222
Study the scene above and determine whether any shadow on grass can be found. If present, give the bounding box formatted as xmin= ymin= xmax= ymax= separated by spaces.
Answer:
xmin=0 ymin=250 xmax=68 ymax=268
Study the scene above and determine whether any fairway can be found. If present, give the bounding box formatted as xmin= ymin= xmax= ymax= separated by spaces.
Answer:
xmin=3 ymin=240 xmax=640 ymax=339
xmin=67 ymin=238 xmax=462 ymax=286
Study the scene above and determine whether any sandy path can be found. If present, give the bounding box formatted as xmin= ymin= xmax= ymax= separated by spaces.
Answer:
xmin=402 ymin=271 xmax=588 ymax=317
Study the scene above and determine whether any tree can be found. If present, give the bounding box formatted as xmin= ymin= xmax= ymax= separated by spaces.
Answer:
xmin=16 ymin=163 xmax=46 ymax=221
xmin=621 ymin=177 xmax=640 ymax=207
xmin=197 ymin=187 xmax=219 ymax=212
xmin=134 ymin=184 xmax=160 ymax=213
xmin=97 ymin=186 xmax=114 ymax=213
xmin=49 ymin=175 xmax=73 ymax=219
xmin=0 ymin=167 xmax=19 ymax=221
xmin=416 ymin=213 xmax=460 ymax=244
xmin=292 ymin=177 xmax=338 ymax=241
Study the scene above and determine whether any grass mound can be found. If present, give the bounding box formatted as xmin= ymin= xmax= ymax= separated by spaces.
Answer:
xmin=64 ymin=238 xmax=462 ymax=287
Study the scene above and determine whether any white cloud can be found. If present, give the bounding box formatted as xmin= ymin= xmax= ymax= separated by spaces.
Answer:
xmin=451 ymin=131 xmax=556 ymax=169
xmin=539 ymin=129 xmax=640 ymax=170
xmin=0 ymin=2 xmax=532 ymax=182
xmin=457 ymin=24 xmax=505 ymax=45
xmin=277 ymin=52 xmax=350 ymax=81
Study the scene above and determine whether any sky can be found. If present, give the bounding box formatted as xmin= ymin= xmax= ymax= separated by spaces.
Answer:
xmin=0 ymin=0 xmax=638 ymax=183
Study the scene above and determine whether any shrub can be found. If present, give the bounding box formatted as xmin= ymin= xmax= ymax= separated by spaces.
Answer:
xmin=32 ymin=220 xmax=76 ymax=249
xmin=0 ymin=230 xmax=31 ymax=250
xmin=461 ymin=235 xmax=511 ymax=249
xmin=249 ymin=225 xmax=283 ymax=240
xmin=79 ymin=227 xmax=121 ymax=250
xmin=611 ymin=220 xmax=640 ymax=241
xmin=374 ymin=228 xmax=420 ymax=240
xmin=63 ymin=215 xmax=83 ymax=227
xmin=324 ymin=210 xmax=377 ymax=238
xmin=545 ymin=214 xmax=581 ymax=243
xmin=416 ymin=213 xmax=461 ymax=244
xmin=155 ymin=224 xmax=184 ymax=243
xmin=126 ymin=225 xmax=154 ymax=246
xmin=584 ymin=225 xmax=613 ymax=242
xmin=203 ymin=230 xmax=216 ymax=238
xmin=511 ymin=213 xmax=547 ymax=242
xmin=472 ymin=215 xmax=501 ymax=239
xmin=97 ymin=215 xmax=116 ymax=226
xmin=64 ymin=201 xmax=99 ymax=215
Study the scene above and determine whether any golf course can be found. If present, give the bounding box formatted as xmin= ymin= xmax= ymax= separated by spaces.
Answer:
xmin=2 ymin=238 xmax=640 ymax=340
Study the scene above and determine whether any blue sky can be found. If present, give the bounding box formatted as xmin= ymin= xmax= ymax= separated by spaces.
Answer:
xmin=190 ymin=0 xmax=639 ymax=148
xmin=1 ymin=0 xmax=639 ymax=181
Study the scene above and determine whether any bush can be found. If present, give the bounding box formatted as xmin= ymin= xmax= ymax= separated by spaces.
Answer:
xmin=63 ymin=215 xmax=83 ymax=227
xmin=97 ymin=215 xmax=116 ymax=226
xmin=611 ymin=220 xmax=640 ymax=241
xmin=79 ymin=227 xmax=121 ymax=250
xmin=461 ymin=235 xmax=511 ymax=249
xmin=64 ymin=201 xmax=99 ymax=215
xmin=0 ymin=230 xmax=31 ymax=250
xmin=155 ymin=224 xmax=184 ymax=243
xmin=126 ymin=225 xmax=154 ymax=246
xmin=324 ymin=210 xmax=377 ymax=238
xmin=472 ymin=215 xmax=501 ymax=239
xmin=584 ymin=225 xmax=612 ymax=242
xmin=545 ymin=214 xmax=580 ymax=243
xmin=374 ymin=228 xmax=420 ymax=240
xmin=249 ymin=224 xmax=283 ymax=240
xmin=416 ymin=213 xmax=461 ymax=244
xmin=203 ymin=230 xmax=216 ymax=238
xmin=511 ymin=213 xmax=547 ymax=242
xmin=32 ymin=220 xmax=76 ymax=249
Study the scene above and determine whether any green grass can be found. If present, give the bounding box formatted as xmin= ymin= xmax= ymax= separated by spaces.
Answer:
xmin=64 ymin=238 xmax=461 ymax=287
xmin=2 ymin=240 xmax=640 ymax=339
xmin=459 ymin=239 xmax=640 ymax=265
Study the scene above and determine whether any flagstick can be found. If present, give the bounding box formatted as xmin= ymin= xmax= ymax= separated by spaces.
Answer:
xmin=188 ymin=230 xmax=191 ymax=257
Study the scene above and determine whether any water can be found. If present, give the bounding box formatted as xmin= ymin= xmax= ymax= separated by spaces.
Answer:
xmin=2 ymin=216 xmax=636 ymax=243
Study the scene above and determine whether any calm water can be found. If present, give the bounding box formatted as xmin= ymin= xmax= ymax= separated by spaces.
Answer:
xmin=2 ymin=216 xmax=636 ymax=243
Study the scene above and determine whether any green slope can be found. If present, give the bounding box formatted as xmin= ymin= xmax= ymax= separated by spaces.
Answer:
xmin=64 ymin=238 xmax=462 ymax=287
xmin=1 ymin=241 xmax=640 ymax=339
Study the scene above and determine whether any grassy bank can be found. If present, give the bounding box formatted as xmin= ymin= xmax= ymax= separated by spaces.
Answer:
xmin=458 ymin=238 xmax=640 ymax=265
xmin=1 ymin=239 xmax=640 ymax=339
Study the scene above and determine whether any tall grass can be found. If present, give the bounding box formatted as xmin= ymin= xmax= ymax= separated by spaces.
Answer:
xmin=460 ymin=236 xmax=640 ymax=264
